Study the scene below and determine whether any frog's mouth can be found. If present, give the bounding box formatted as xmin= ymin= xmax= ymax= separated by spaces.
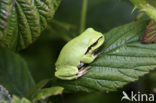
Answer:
xmin=85 ymin=36 xmax=104 ymax=55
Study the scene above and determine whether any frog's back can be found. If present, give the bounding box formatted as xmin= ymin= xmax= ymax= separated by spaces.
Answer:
xmin=55 ymin=28 xmax=103 ymax=67
xmin=55 ymin=35 xmax=89 ymax=67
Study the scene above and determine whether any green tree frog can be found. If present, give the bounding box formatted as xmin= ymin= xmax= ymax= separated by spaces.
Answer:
xmin=55 ymin=28 xmax=104 ymax=80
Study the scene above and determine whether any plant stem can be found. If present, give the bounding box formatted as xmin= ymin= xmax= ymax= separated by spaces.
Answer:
xmin=130 ymin=0 xmax=156 ymax=22
xmin=80 ymin=0 xmax=88 ymax=33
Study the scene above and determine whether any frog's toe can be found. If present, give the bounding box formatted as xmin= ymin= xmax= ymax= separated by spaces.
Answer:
xmin=76 ymin=66 xmax=91 ymax=79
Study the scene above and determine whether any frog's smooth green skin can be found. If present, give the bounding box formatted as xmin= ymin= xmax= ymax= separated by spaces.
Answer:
xmin=55 ymin=28 xmax=104 ymax=80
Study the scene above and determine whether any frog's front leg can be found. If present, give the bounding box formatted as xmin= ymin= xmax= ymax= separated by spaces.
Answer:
xmin=81 ymin=52 xmax=101 ymax=64
xmin=78 ymin=62 xmax=84 ymax=68
xmin=80 ymin=54 xmax=94 ymax=63
xmin=94 ymin=52 xmax=102 ymax=58
xmin=76 ymin=66 xmax=91 ymax=79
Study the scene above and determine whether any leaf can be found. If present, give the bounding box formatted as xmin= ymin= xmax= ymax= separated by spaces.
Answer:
xmin=142 ymin=19 xmax=156 ymax=43
xmin=149 ymin=0 xmax=156 ymax=7
xmin=54 ymin=20 xmax=156 ymax=92
xmin=45 ymin=20 xmax=78 ymax=41
xmin=55 ymin=0 xmax=137 ymax=32
xmin=0 ymin=85 xmax=11 ymax=102
xmin=0 ymin=0 xmax=61 ymax=50
xmin=0 ymin=86 xmax=31 ymax=103
xmin=32 ymin=86 xmax=64 ymax=102
xmin=129 ymin=0 xmax=156 ymax=22
xmin=0 ymin=47 xmax=35 ymax=96
xmin=12 ymin=96 xmax=31 ymax=103
xmin=27 ymin=79 xmax=51 ymax=100
xmin=150 ymin=71 xmax=156 ymax=92
xmin=0 ymin=96 xmax=31 ymax=103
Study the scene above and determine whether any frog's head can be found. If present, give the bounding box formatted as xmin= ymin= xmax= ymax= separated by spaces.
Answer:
xmin=55 ymin=66 xmax=78 ymax=80
xmin=83 ymin=28 xmax=104 ymax=56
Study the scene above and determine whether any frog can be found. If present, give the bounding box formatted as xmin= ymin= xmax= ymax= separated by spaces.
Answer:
xmin=55 ymin=28 xmax=104 ymax=80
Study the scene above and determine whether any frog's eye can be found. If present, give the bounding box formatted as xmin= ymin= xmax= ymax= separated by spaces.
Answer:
xmin=85 ymin=36 xmax=103 ymax=54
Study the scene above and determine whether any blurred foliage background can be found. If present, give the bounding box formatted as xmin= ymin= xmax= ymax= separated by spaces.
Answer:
xmin=19 ymin=0 xmax=156 ymax=103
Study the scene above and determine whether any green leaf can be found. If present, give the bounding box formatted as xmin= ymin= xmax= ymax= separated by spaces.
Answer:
xmin=0 ymin=47 xmax=35 ymax=96
xmin=45 ymin=20 xmax=78 ymax=41
xmin=12 ymin=96 xmax=31 ymax=103
xmin=129 ymin=0 xmax=156 ymax=22
xmin=55 ymin=0 xmax=137 ymax=32
xmin=0 ymin=96 xmax=31 ymax=103
xmin=0 ymin=86 xmax=31 ymax=103
xmin=55 ymin=20 xmax=156 ymax=92
xmin=149 ymin=0 xmax=156 ymax=7
xmin=32 ymin=86 xmax=64 ymax=102
xmin=0 ymin=0 xmax=61 ymax=50
xmin=142 ymin=19 xmax=156 ymax=43
xmin=27 ymin=79 xmax=51 ymax=100
xmin=150 ymin=71 xmax=156 ymax=92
